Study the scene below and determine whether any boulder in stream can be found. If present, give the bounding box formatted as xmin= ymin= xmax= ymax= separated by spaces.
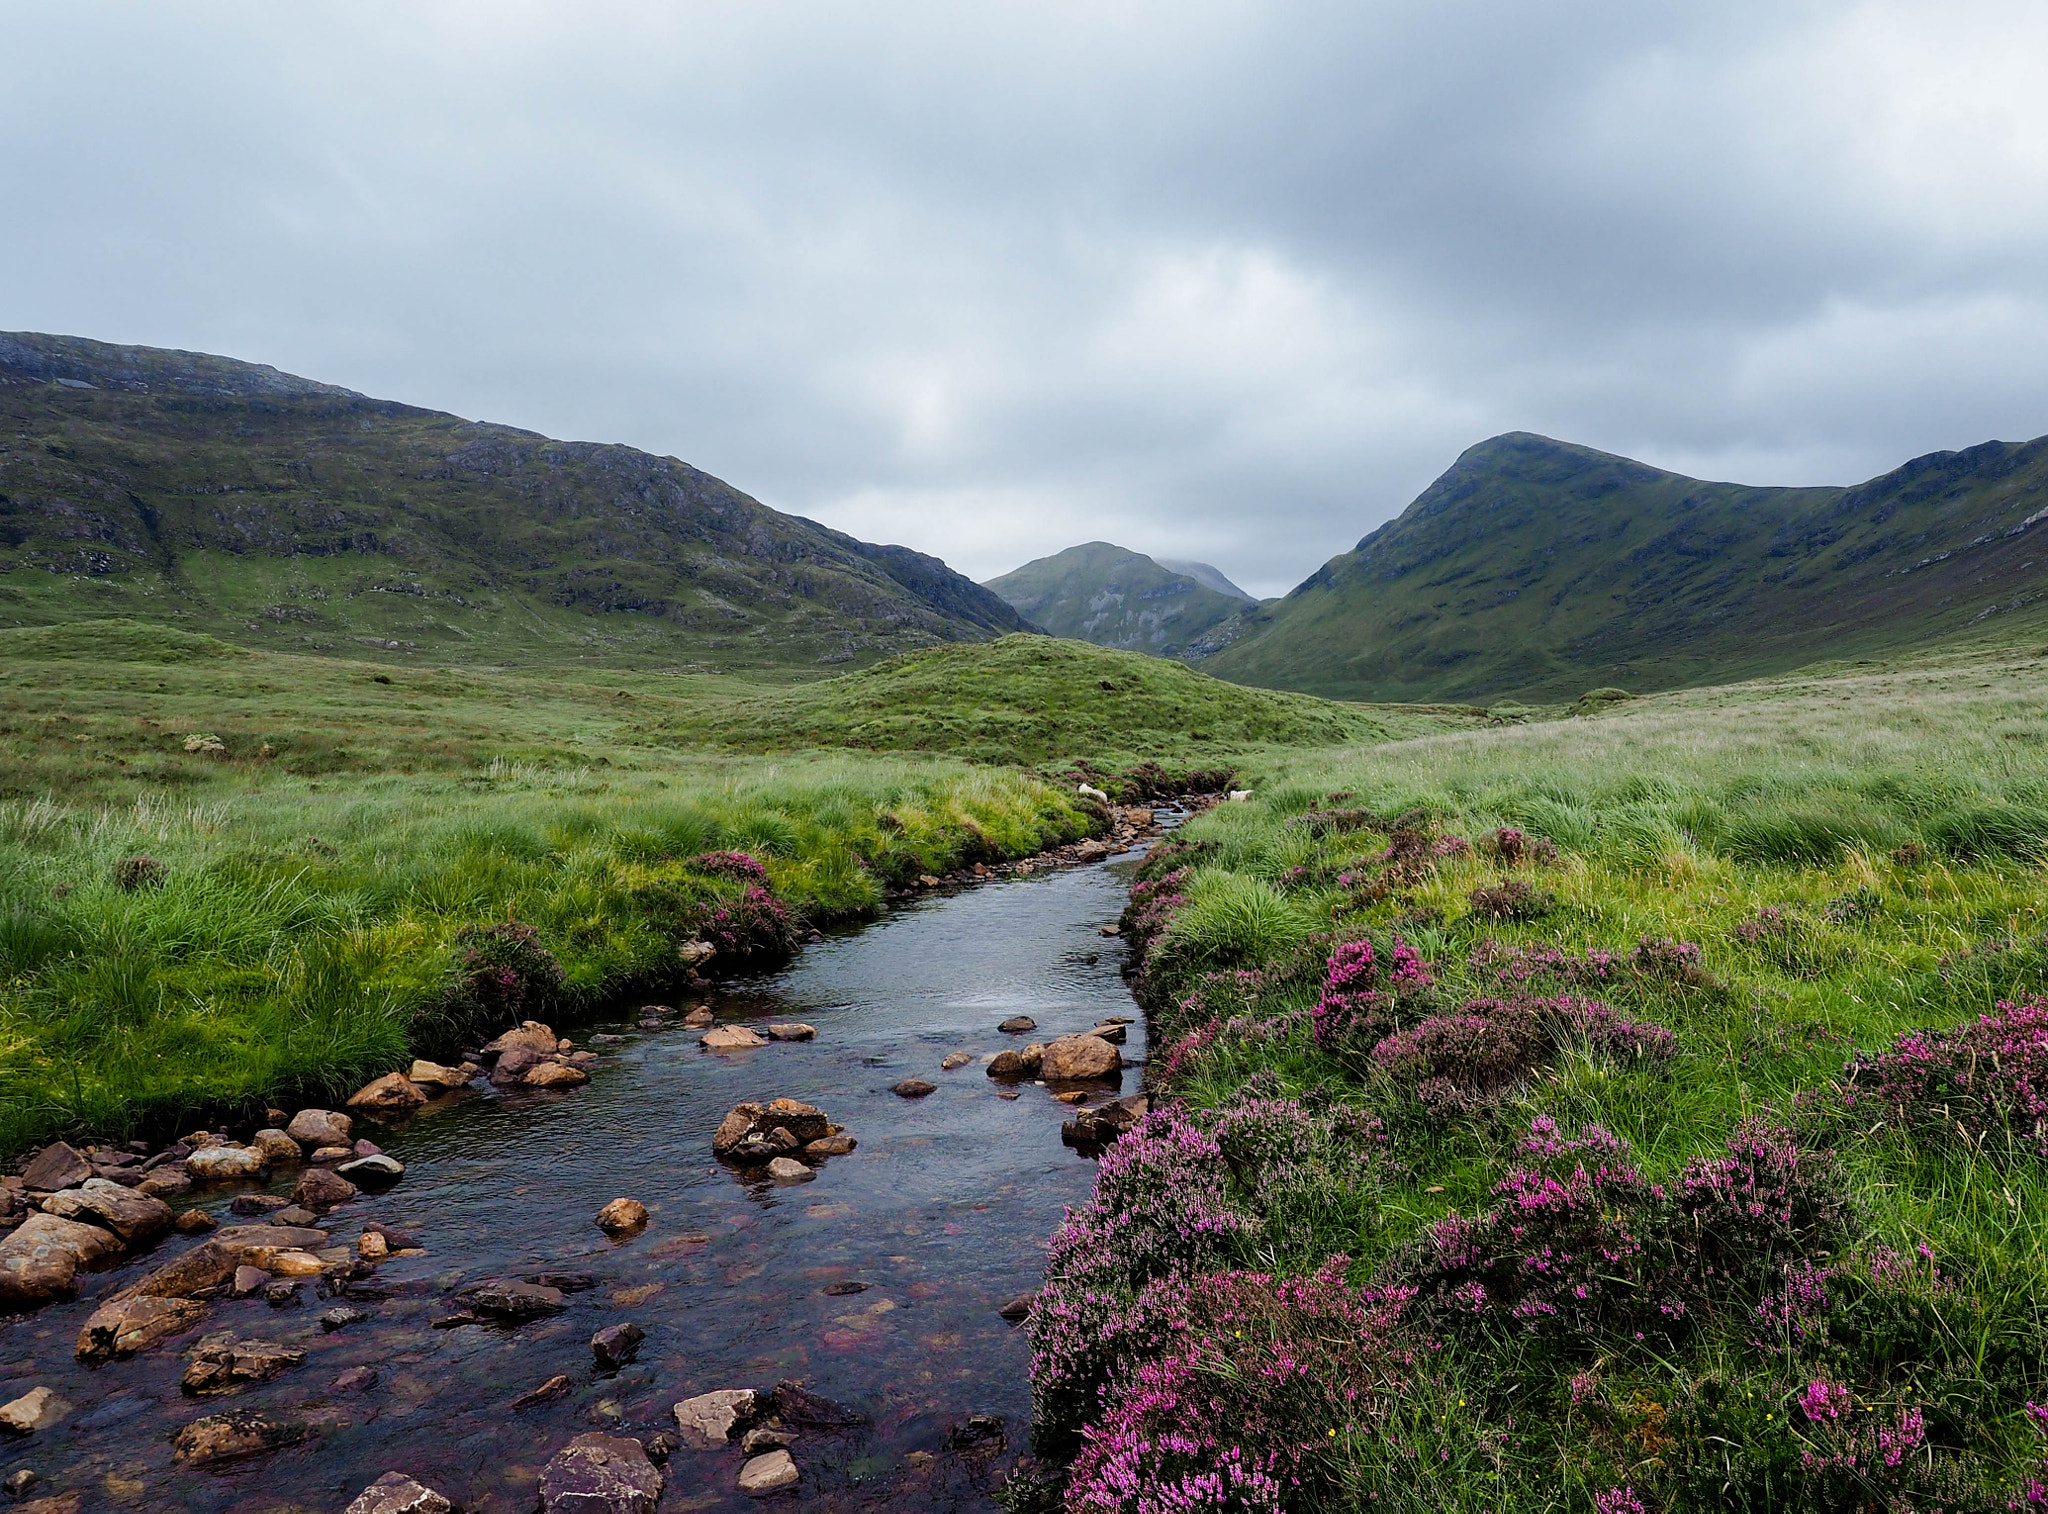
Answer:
xmin=890 ymin=1079 xmax=936 ymax=1099
xmin=539 ymin=1432 xmax=663 ymax=1514
xmin=524 ymin=1061 xmax=590 ymax=1090
xmin=290 ymin=1168 xmax=358 ymax=1211
xmin=285 ymin=1109 xmax=352 ymax=1150
xmin=250 ymin=1129 xmax=303 ymax=1165
xmin=181 ymin=1334 xmax=308 ymax=1395
xmin=19 ymin=1142 xmax=91 ymax=1193
xmin=997 ymin=1015 xmax=1037 ymax=1034
xmin=672 ymin=1388 xmax=760 ymax=1448
xmin=344 ymin=1471 xmax=454 ymax=1514
xmin=184 ymin=1145 xmax=267 ymax=1181
xmin=482 ymin=1020 xmax=559 ymax=1059
xmin=459 ymin=1278 xmax=567 ymax=1319
xmin=75 ymin=1294 xmax=208 ymax=1361
xmin=595 ymin=1198 xmax=648 ymax=1235
xmin=407 ymin=1059 xmax=470 ymax=1089
xmin=347 ymin=1072 xmax=428 ymax=1118
xmin=1040 ymin=1033 xmax=1122 ymax=1082
xmin=701 ymin=1025 xmax=768 ymax=1049
xmin=592 ymin=1321 xmax=644 ymax=1369
xmin=41 ymin=1177 xmax=173 ymax=1244
xmin=0 ymin=1385 xmax=72 ymax=1435
xmin=171 ymin=1411 xmax=307 ymax=1465
xmin=737 ymin=1450 xmax=798 ymax=1497
xmin=0 ymin=1214 xmax=124 ymax=1304
xmin=940 ymin=1052 xmax=972 ymax=1070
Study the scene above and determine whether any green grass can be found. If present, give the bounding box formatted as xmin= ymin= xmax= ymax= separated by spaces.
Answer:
xmin=1082 ymin=643 xmax=2048 ymax=1511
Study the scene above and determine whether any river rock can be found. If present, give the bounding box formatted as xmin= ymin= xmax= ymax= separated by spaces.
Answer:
xmin=891 ymin=1078 xmax=936 ymax=1099
xmin=41 ymin=1177 xmax=173 ymax=1244
xmin=322 ymin=1306 xmax=370 ymax=1330
xmin=766 ymin=1157 xmax=813 ymax=1182
xmin=75 ymin=1294 xmax=207 ymax=1361
xmin=672 ymin=1389 xmax=759 ymax=1448
xmin=181 ymin=1335 xmax=307 ymax=1394
xmin=291 ymin=1168 xmax=358 ymax=1211
xmin=998 ymin=1292 xmax=1035 ymax=1322
xmin=682 ymin=1006 xmax=715 ymax=1027
xmin=333 ymin=1365 xmax=380 ymax=1392
xmin=0 ymin=1385 xmax=72 ymax=1434
xmin=766 ymin=1023 xmax=816 ymax=1041
xmin=264 ymin=1279 xmax=302 ymax=1307
xmin=348 ymin=1072 xmax=428 ymax=1118
xmin=539 ymin=1431 xmax=663 ymax=1514
xmin=997 ymin=1015 xmax=1037 ymax=1033
xmin=483 ymin=1020 xmax=559 ymax=1058
xmin=231 ymin=1193 xmax=289 ymax=1217
xmin=139 ymin=1164 xmax=194 ymax=1198
xmin=344 ymin=1471 xmax=453 ymax=1514
xmin=258 ymin=1249 xmax=328 ymax=1278
xmin=512 ymin=1374 xmax=573 ymax=1409
xmin=596 ymin=1198 xmax=648 ymax=1235
xmin=286 ymin=1109 xmax=352 ymax=1149
xmin=460 ymin=1278 xmax=566 ymax=1319
xmin=20 ymin=1142 xmax=91 ymax=1193
xmin=233 ymin=1265 xmax=268 ymax=1296
xmin=737 ymin=1450 xmax=798 ymax=1496
xmin=771 ymin=1379 xmax=867 ymax=1426
xmin=407 ymin=1059 xmax=469 ymax=1090
xmin=1040 ymin=1034 xmax=1122 ymax=1081
xmin=270 ymin=1205 xmax=320 ymax=1226
xmin=337 ymin=1153 xmax=405 ymax=1186
xmin=524 ymin=1061 xmax=590 ymax=1090
xmin=184 ymin=1145 xmax=267 ymax=1181
xmin=0 ymin=1214 xmax=124 ymax=1302
xmin=109 ymin=1226 xmax=328 ymax=1302
xmin=713 ymin=1099 xmax=830 ymax=1157
xmin=592 ymin=1322 xmax=644 ymax=1369
xmin=701 ymin=1025 xmax=768 ymax=1049
xmin=248 ymin=1129 xmax=301 ymax=1166
xmin=490 ymin=1048 xmax=538 ymax=1082
xmin=358 ymin=1230 xmax=389 ymax=1260
xmin=311 ymin=1145 xmax=354 ymax=1163
xmin=803 ymin=1135 xmax=856 ymax=1157
xmin=171 ymin=1411 xmax=307 ymax=1464
xmin=940 ymin=1052 xmax=972 ymax=1070
xmin=1088 ymin=1022 xmax=1128 ymax=1044
xmin=986 ymin=1044 xmax=1044 ymax=1078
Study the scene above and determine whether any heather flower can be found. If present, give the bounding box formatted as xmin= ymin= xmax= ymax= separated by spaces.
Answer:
xmin=1370 ymin=994 xmax=1675 ymax=1117
xmin=697 ymin=883 xmax=794 ymax=960
xmin=687 ymin=849 xmax=770 ymax=883
xmin=1842 ymin=996 xmax=2048 ymax=1157
xmin=1312 ymin=934 xmax=1436 ymax=1056
xmin=1798 ymin=1379 xmax=1852 ymax=1423
xmin=1593 ymin=1489 xmax=1646 ymax=1514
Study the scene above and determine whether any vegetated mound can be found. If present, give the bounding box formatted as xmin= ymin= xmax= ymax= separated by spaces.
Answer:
xmin=0 ymin=619 xmax=246 ymax=664
xmin=1198 ymin=429 xmax=2048 ymax=702
xmin=670 ymin=634 xmax=1473 ymax=764
xmin=0 ymin=331 xmax=1028 ymax=671
xmin=984 ymin=542 xmax=1255 ymax=658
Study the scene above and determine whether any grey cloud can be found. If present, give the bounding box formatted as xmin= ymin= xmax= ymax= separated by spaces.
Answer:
xmin=4 ymin=0 xmax=2045 ymax=596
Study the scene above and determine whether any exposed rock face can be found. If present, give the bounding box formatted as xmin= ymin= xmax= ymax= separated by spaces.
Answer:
xmin=0 ymin=1385 xmax=73 ymax=1434
xmin=701 ymin=1025 xmax=768 ymax=1049
xmin=0 ymin=1214 xmax=124 ymax=1302
xmin=171 ymin=1411 xmax=307 ymax=1464
xmin=407 ymin=1059 xmax=470 ymax=1089
xmin=592 ymin=1322 xmax=644 ymax=1370
xmin=75 ymin=1295 xmax=207 ymax=1361
xmin=290 ymin=1168 xmax=358 ymax=1211
xmin=347 ymin=1072 xmax=428 ymax=1117
xmin=286 ymin=1109 xmax=352 ymax=1149
xmin=344 ymin=1471 xmax=455 ymax=1514
xmin=459 ymin=1279 xmax=567 ymax=1319
xmin=672 ymin=1389 xmax=760 ymax=1448
xmin=1040 ymin=1033 xmax=1122 ymax=1081
xmin=41 ymin=1177 xmax=174 ymax=1243
xmin=524 ymin=1061 xmax=590 ymax=1089
xmin=181 ymin=1335 xmax=307 ymax=1394
xmin=737 ymin=1450 xmax=798 ymax=1496
xmin=184 ymin=1145 xmax=267 ymax=1181
xmin=595 ymin=1199 xmax=648 ymax=1235
xmin=20 ymin=1143 xmax=91 ymax=1192
xmin=483 ymin=1021 xmax=559 ymax=1059
xmin=891 ymin=1079 xmax=936 ymax=1098
xmin=538 ymin=1432 xmax=663 ymax=1514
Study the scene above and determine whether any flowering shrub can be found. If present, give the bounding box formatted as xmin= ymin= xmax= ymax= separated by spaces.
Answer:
xmin=1121 ymin=867 xmax=1192 ymax=965
xmin=1672 ymin=1117 xmax=1850 ymax=1293
xmin=1842 ymin=997 xmax=2048 ymax=1156
xmin=1371 ymin=995 xmax=1676 ymax=1117
xmin=1478 ymin=827 xmax=1561 ymax=867
xmin=1378 ymin=827 xmax=1473 ymax=884
xmin=1066 ymin=1262 xmax=1417 ymax=1514
xmin=446 ymin=919 xmax=565 ymax=1024
xmin=1730 ymin=906 xmax=1797 ymax=946
xmin=696 ymin=883 xmax=794 ymax=963
xmin=1311 ymin=935 xmax=1435 ymax=1057
xmin=1467 ymin=878 xmax=1555 ymax=921
xmin=686 ymin=849 xmax=770 ymax=883
xmin=1468 ymin=935 xmax=1716 ymax=990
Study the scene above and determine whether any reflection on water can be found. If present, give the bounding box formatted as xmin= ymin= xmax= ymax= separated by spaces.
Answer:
xmin=0 ymin=860 xmax=1146 ymax=1512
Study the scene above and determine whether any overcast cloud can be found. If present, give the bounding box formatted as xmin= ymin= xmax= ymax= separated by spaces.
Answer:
xmin=5 ymin=1 xmax=2048 ymax=595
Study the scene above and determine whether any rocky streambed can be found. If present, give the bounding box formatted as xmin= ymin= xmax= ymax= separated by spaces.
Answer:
xmin=0 ymin=840 xmax=1158 ymax=1513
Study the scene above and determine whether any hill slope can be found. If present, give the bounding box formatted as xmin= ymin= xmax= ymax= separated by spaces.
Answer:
xmin=983 ymin=541 xmax=1254 ymax=656
xmin=0 ymin=332 xmax=1028 ymax=670
xmin=1198 ymin=431 xmax=2048 ymax=701
xmin=671 ymin=634 xmax=1478 ymax=765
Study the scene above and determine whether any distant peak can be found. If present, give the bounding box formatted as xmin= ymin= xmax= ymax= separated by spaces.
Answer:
xmin=0 ymin=331 xmax=363 ymax=401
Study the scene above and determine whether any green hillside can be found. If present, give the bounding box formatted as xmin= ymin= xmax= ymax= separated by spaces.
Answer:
xmin=984 ymin=540 xmax=1254 ymax=657
xmin=1199 ymin=430 xmax=2048 ymax=701
xmin=671 ymin=633 xmax=1479 ymax=765
xmin=0 ymin=332 xmax=1027 ymax=672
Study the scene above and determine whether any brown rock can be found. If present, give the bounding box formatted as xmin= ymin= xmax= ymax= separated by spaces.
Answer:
xmin=940 ymin=1052 xmax=972 ymax=1070
xmin=766 ymin=1157 xmax=813 ymax=1182
xmin=524 ymin=1061 xmax=590 ymax=1090
xmin=290 ymin=1168 xmax=358 ymax=1211
xmin=538 ymin=1432 xmax=663 ymax=1514
xmin=596 ymin=1198 xmax=648 ymax=1234
xmin=701 ymin=1025 xmax=768 ymax=1049
xmin=997 ymin=1015 xmax=1037 ymax=1033
xmin=766 ymin=1023 xmax=816 ymax=1041
xmin=333 ymin=1366 xmax=381 ymax=1393
xmin=344 ymin=1471 xmax=454 ymax=1514
xmin=347 ymin=1072 xmax=428 ymax=1118
xmin=184 ymin=1145 xmax=267 ymax=1181
xmin=41 ymin=1177 xmax=174 ymax=1243
xmin=482 ymin=1020 xmax=559 ymax=1058
xmin=987 ymin=1043 xmax=1044 ymax=1078
xmin=740 ymin=1425 xmax=795 ymax=1454
xmin=0 ymin=1214 xmax=124 ymax=1303
xmin=1040 ymin=1033 xmax=1122 ymax=1082
xmin=802 ymin=1135 xmax=857 ymax=1157
xmin=0 ymin=1385 xmax=72 ymax=1434
xmin=761 ymin=1098 xmax=829 ymax=1141
xmin=592 ymin=1322 xmax=644 ymax=1369
xmin=1088 ymin=1022 xmax=1128 ymax=1044
xmin=248 ymin=1129 xmax=301 ymax=1166
xmin=109 ymin=1225 xmax=329 ymax=1303
xmin=682 ymin=1005 xmax=715 ymax=1027
xmin=20 ymin=1142 xmax=91 ymax=1192
xmin=771 ymin=1379 xmax=866 ymax=1426
xmin=490 ymin=1046 xmax=542 ymax=1085
xmin=285 ymin=1108 xmax=352 ymax=1149
xmin=407 ymin=1059 xmax=470 ymax=1089
xmin=233 ymin=1265 xmax=268 ymax=1296
xmin=311 ymin=1145 xmax=354 ymax=1163
xmin=511 ymin=1374 xmax=572 ymax=1409
xmin=891 ymin=1078 xmax=936 ymax=1098
xmin=737 ymin=1450 xmax=798 ymax=1496
xmin=1053 ymin=1090 xmax=1087 ymax=1104
xmin=460 ymin=1279 xmax=566 ymax=1319
xmin=672 ymin=1388 xmax=760 ymax=1448
xmin=181 ymin=1335 xmax=307 ymax=1394
xmin=713 ymin=1104 xmax=764 ymax=1154
xmin=173 ymin=1206 xmax=214 ymax=1232
xmin=997 ymin=1292 xmax=1035 ymax=1322
xmin=138 ymin=1165 xmax=194 ymax=1199
xmin=171 ymin=1411 xmax=307 ymax=1464
xmin=75 ymin=1294 xmax=207 ymax=1361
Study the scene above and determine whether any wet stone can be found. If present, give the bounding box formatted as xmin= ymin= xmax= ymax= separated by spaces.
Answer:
xmin=171 ymin=1411 xmax=307 ymax=1464
xmin=737 ymin=1450 xmax=798 ymax=1497
xmin=766 ymin=1158 xmax=813 ymax=1183
xmin=2 ymin=1471 xmax=37 ymax=1499
xmin=701 ymin=1025 xmax=767 ymax=1049
xmin=347 ymin=1072 xmax=428 ymax=1118
xmin=681 ymin=1006 xmax=715 ymax=1027
xmin=75 ymin=1295 xmax=207 ymax=1362
xmin=41 ymin=1177 xmax=173 ymax=1243
xmin=940 ymin=1052 xmax=972 ymax=1070
xmin=270 ymin=1206 xmax=320 ymax=1226
xmin=332 ymin=1365 xmax=380 ymax=1393
xmin=181 ymin=1334 xmax=307 ymax=1394
xmin=344 ymin=1471 xmax=454 ymax=1514
xmin=822 ymin=1280 xmax=867 ymax=1296
xmin=891 ymin=1079 xmax=936 ymax=1099
xmin=771 ymin=1379 xmax=866 ymax=1427
xmin=766 ymin=1023 xmax=816 ymax=1041
xmin=997 ymin=1015 xmax=1037 ymax=1033
xmin=511 ymin=1374 xmax=572 ymax=1409
xmin=320 ymin=1306 xmax=369 ymax=1331
xmin=264 ymin=1280 xmax=302 ymax=1308
xmin=459 ymin=1278 xmax=566 ymax=1319
xmin=251 ymin=1129 xmax=302 ymax=1165
xmin=592 ymin=1321 xmax=643 ymax=1370
xmin=802 ymin=1135 xmax=856 ymax=1157
xmin=291 ymin=1168 xmax=358 ymax=1211
xmin=184 ymin=1145 xmax=266 ymax=1181
xmin=230 ymin=1193 xmax=290 ymax=1216
xmin=285 ymin=1109 xmax=351 ymax=1149
xmin=19 ymin=1142 xmax=91 ymax=1193
xmin=523 ymin=1061 xmax=590 ymax=1090
xmin=0 ymin=1385 xmax=72 ymax=1434
xmin=672 ymin=1389 xmax=759 ymax=1448
xmin=538 ymin=1431 xmax=663 ymax=1514
xmin=1040 ymin=1033 xmax=1122 ymax=1081
xmin=740 ymin=1424 xmax=795 ymax=1454
xmin=595 ymin=1198 xmax=647 ymax=1234
xmin=998 ymin=1292 xmax=1035 ymax=1322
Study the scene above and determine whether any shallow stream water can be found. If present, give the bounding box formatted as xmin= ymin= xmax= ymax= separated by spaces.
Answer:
xmin=1 ymin=854 xmax=1148 ymax=1512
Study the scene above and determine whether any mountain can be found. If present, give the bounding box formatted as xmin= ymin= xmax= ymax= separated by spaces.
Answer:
xmin=982 ymin=541 xmax=1255 ymax=657
xmin=0 ymin=332 xmax=1029 ymax=669
xmin=1196 ymin=431 xmax=2048 ymax=702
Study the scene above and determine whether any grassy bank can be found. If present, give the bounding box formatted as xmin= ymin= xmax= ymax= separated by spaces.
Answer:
xmin=1027 ymin=648 xmax=2048 ymax=1513
xmin=0 ymin=624 xmax=1112 ymax=1156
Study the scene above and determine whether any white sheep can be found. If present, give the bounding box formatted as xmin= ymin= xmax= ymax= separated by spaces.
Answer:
xmin=1077 ymin=783 xmax=1110 ymax=803
xmin=1227 ymin=789 xmax=1253 ymax=803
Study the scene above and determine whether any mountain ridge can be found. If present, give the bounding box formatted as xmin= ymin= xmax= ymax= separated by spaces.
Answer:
xmin=982 ymin=541 xmax=1254 ymax=656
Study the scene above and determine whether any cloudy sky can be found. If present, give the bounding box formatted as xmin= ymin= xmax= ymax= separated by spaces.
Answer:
xmin=6 ymin=2 xmax=2048 ymax=595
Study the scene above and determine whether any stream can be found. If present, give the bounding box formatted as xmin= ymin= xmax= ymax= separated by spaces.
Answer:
xmin=1 ymin=853 xmax=1150 ymax=1512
